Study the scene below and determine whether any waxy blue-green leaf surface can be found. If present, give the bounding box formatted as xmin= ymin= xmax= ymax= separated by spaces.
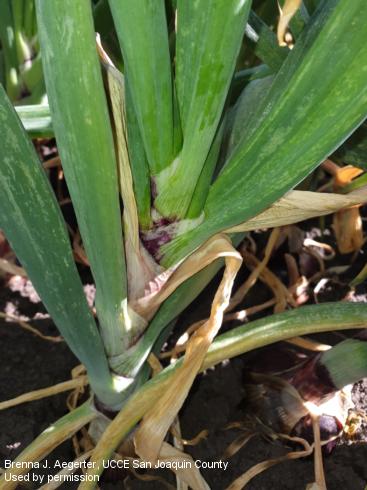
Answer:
xmin=0 ymin=85 xmax=120 ymax=406
xmin=163 ymin=0 xmax=367 ymax=265
xmin=154 ymin=0 xmax=251 ymax=219
xmin=109 ymin=0 xmax=175 ymax=176
xmin=36 ymin=0 xmax=127 ymax=358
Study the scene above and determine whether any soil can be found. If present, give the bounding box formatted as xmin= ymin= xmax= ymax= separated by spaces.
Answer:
xmin=0 ymin=279 xmax=366 ymax=490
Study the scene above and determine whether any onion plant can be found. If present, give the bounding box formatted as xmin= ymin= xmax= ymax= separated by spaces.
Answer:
xmin=1 ymin=0 xmax=367 ymax=487
xmin=0 ymin=0 xmax=45 ymax=103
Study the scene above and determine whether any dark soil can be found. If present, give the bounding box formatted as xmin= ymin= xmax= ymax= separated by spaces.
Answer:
xmin=0 ymin=281 xmax=366 ymax=490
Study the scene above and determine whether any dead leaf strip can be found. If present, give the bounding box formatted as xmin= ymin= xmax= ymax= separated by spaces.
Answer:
xmin=223 ymin=298 xmax=277 ymax=322
xmin=277 ymin=0 xmax=302 ymax=46
xmin=0 ymin=312 xmax=63 ymax=343
xmin=244 ymin=235 xmax=257 ymax=255
xmin=71 ymin=363 xmax=87 ymax=380
xmin=226 ymin=448 xmax=313 ymax=490
xmin=222 ymin=433 xmax=255 ymax=461
xmin=228 ymin=228 xmax=281 ymax=312
xmin=170 ymin=426 xmax=209 ymax=447
xmin=0 ymin=376 xmax=88 ymax=411
xmin=226 ymin=433 xmax=312 ymax=489
xmin=304 ymin=402 xmax=327 ymax=490
xmin=225 ymin=187 xmax=367 ymax=233
xmin=99 ymin=39 xmax=140 ymax=255
xmin=134 ymin=235 xmax=242 ymax=463
xmin=241 ymin=251 xmax=296 ymax=312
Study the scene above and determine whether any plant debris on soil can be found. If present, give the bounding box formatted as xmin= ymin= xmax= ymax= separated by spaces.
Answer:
xmin=0 ymin=269 xmax=366 ymax=490
xmin=1 ymin=149 xmax=367 ymax=488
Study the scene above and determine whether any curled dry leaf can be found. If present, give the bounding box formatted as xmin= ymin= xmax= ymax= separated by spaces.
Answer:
xmin=225 ymin=187 xmax=367 ymax=233
xmin=134 ymin=235 xmax=242 ymax=463
xmin=226 ymin=434 xmax=312 ymax=489
xmin=132 ymin=234 xmax=241 ymax=321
